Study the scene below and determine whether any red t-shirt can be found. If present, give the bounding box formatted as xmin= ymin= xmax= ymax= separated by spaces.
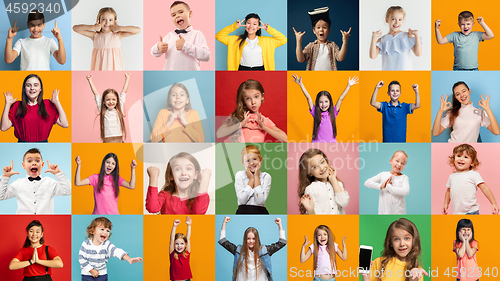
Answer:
xmin=8 ymin=100 xmax=59 ymax=142
xmin=14 ymin=245 xmax=58 ymax=277
xmin=169 ymin=251 xmax=192 ymax=280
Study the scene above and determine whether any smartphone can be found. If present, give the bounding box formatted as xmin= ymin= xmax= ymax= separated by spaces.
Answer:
xmin=358 ymin=245 xmax=373 ymax=274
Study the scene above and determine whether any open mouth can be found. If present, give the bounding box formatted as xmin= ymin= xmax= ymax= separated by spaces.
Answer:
xmin=100 ymin=234 xmax=107 ymax=241
xmin=106 ymin=167 xmax=113 ymax=173
xmin=30 ymin=167 xmax=38 ymax=175
xmin=177 ymin=19 xmax=184 ymax=27
xmin=179 ymin=177 xmax=190 ymax=182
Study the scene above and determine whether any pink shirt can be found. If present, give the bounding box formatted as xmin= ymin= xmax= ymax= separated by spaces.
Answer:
xmin=309 ymin=243 xmax=338 ymax=275
xmin=145 ymin=186 xmax=209 ymax=214
xmin=88 ymin=174 xmax=124 ymax=215
xmin=454 ymin=240 xmax=480 ymax=281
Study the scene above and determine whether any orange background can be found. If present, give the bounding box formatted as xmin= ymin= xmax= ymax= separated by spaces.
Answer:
xmin=0 ymin=71 xmax=72 ymax=142
xmin=143 ymin=215 xmax=215 ymax=280
xmin=287 ymin=71 xmax=360 ymax=143
xmin=359 ymin=71 xmax=432 ymax=143
xmin=287 ymin=215 xmax=359 ymax=280
xmin=431 ymin=215 xmax=500 ymax=280
xmin=71 ymin=143 xmax=144 ymax=214
xmin=431 ymin=0 xmax=500 ymax=70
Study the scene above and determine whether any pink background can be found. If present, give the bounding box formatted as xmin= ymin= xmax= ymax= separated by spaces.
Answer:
xmin=431 ymin=143 xmax=500 ymax=214
xmin=287 ymin=143 xmax=360 ymax=214
xmin=71 ymin=71 xmax=143 ymax=143
xmin=143 ymin=0 xmax=216 ymax=70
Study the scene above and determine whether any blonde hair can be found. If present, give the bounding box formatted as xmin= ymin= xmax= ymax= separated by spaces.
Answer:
xmin=240 ymin=145 xmax=263 ymax=163
xmin=391 ymin=150 xmax=408 ymax=160
xmin=96 ymin=7 xmax=117 ymax=33
xmin=448 ymin=144 xmax=480 ymax=171
xmin=385 ymin=6 xmax=406 ymax=21
xmin=173 ymin=233 xmax=189 ymax=259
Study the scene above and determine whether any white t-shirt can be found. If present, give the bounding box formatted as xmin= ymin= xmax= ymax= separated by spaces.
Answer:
xmin=13 ymin=36 xmax=58 ymax=70
xmin=447 ymin=170 xmax=484 ymax=214
xmin=441 ymin=102 xmax=490 ymax=143
xmin=240 ymin=37 xmax=263 ymax=67
xmin=95 ymin=92 xmax=126 ymax=138
xmin=314 ymin=44 xmax=333 ymax=70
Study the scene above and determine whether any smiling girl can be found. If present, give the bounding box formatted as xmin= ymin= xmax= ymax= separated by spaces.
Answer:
xmin=169 ymin=217 xmax=193 ymax=281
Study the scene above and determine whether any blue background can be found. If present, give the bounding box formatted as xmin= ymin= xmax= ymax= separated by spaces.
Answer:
xmin=0 ymin=143 xmax=71 ymax=214
xmin=359 ymin=143 xmax=432 ymax=215
xmin=215 ymin=0 xmax=288 ymax=71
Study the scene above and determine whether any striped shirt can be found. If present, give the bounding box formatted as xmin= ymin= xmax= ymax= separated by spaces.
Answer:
xmin=79 ymin=238 xmax=127 ymax=276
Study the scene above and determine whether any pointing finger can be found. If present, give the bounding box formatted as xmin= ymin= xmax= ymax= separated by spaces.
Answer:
xmin=13 ymin=19 xmax=17 ymax=28
xmin=11 ymin=160 xmax=14 ymax=168
xmin=54 ymin=20 xmax=58 ymax=28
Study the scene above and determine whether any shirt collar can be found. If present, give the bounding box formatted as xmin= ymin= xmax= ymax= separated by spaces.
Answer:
xmin=461 ymin=102 xmax=473 ymax=108
xmin=313 ymin=39 xmax=331 ymax=45
xmin=387 ymin=101 xmax=402 ymax=108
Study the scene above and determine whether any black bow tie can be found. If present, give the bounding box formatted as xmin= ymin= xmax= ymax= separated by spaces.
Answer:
xmin=175 ymin=29 xmax=188 ymax=34
xmin=28 ymin=176 xmax=41 ymax=181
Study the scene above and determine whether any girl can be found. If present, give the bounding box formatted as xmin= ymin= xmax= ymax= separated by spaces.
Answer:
xmin=216 ymin=79 xmax=287 ymax=143
xmin=442 ymin=144 xmax=499 ymax=215
xmin=369 ymin=6 xmax=422 ymax=70
xmin=73 ymin=7 xmax=141 ymax=71
xmin=432 ymin=81 xmax=500 ymax=143
xmin=298 ymin=148 xmax=349 ymax=215
xmin=235 ymin=145 xmax=271 ymax=214
xmin=1 ymin=74 xmax=69 ymax=142
xmin=454 ymin=219 xmax=480 ymax=281
xmin=146 ymin=152 xmax=211 ymax=214
xmin=9 ymin=220 xmax=63 ymax=281
xmin=300 ymin=225 xmax=347 ymax=281
xmin=219 ymin=216 xmax=286 ymax=281
xmin=74 ymin=153 xmax=137 ymax=215
xmin=292 ymin=74 xmax=358 ymax=142
xmin=364 ymin=150 xmax=410 ymax=215
xmin=150 ymin=82 xmax=205 ymax=143
xmin=170 ymin=217 xmax=193 ymax=281
xmin=86 ymin=73 xmax=130 ymax=143
xmin=216 ymin=13 xmax=287 ymax=71
xmin=361 ymin=218 xmax=427 ymax=281
xmin=79 ymin=217 xmax=142 ymax=280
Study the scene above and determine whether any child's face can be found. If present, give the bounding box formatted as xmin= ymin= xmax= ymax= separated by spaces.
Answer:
xmin=387 ymin=84 xmax=401 ymax=102
xmin=99 ymin=12 xmax=116 ymax=32
xmin=307 ymin=154 xmax=329 ymax=182
xmin=316 ymin=229 xmax=328 ymax=246
xmin=243 ymin=89 xmax=263 ymax=113
xmin=313 ymin=20 xmax=330 ymax=43
xmin=104 ymin=92 xmax=118 ymax=110
xmin=391 ymin=227 xmax=413 ymax=262
xmin=243 ymin=152 xmax=262 ymax=173
xmin=246 ymin=232 xmax=256 ymax=250
xmin=174 ymin=238 xmax=186 ymax=253
xmin=459 ymin=227 xmax=472 ymax=240
xmin=22 ymin=152 xmax=44 ymax=178
xmin=92 ymin=224 xmax=110 ymax=245
xmin=24 ymin=77 xmax=42 ymax=103
xmin=104 ymin=157 xmax=117 ymax=175
xmin=27 ymin=19 xmax=45 ymax=39
xmin=454 ymin=151 xmax=473 ymax=172
xmin=170 ymin=86 xmax=189 ymax=111
xmin=170 ymin=3 xmax=192 ymax=30
xmin=318 ymin=95 xmax=330 ymax=112
xmin=171 ymin=157 xmax=197 ymax=192
xmin=453 ymin=84 xmax=471 ymax=105
xmin=386 ymin=11 xmax=404 ymax=33
xmin=27 ymin=226 xmax=43 ymax=245
xmin=390 ymin=152 xmax=407 ymax=175
xmin=245 ymin=18 xmax=260 ymax=36
xmin=458 ymin=18 xmax=474 ymax=35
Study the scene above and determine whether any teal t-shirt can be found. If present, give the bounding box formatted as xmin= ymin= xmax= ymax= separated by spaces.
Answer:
xmin=446 ymin=31 xmax=484 ymax=69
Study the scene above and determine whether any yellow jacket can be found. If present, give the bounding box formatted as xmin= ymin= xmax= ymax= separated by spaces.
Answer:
xmin=216 ymin=22 xmax=287 ymax=70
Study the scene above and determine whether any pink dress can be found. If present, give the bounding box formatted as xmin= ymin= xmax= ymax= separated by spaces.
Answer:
xmin=91 ymin=32 xmax=124 ymax=71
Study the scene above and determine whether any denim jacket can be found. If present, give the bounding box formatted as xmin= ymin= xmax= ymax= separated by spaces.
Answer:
xmin=219 ymin=235 xmax=286 ymax=281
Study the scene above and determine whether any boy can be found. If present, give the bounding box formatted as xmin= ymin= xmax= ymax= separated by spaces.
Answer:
xmin=4 ymin=10 xmax=66 ymax=70
xmin=0 ymin=148 xmax=70 ymax=214
xmin=435 ymin=11 xmax=494 ymax=71
xmin=370 ymin=81 xmax=421 ymax=142
xmin=150 ymin=1 xmax=211 ymax=70
xmin=293 ymin=6 xmax=350 ymax=70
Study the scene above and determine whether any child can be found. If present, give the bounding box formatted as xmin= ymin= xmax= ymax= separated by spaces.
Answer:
xmin=86 ymin=73 xmax=130 ymax=143
xmin=216 ymin=79 xmax=287 ymax=142
xmin=170 ymin=217 xmax=192 ymax=281
xmin=432 ymin=81 xmax=499 ymax=143
xmin=151 ymin=1 xmax=211 ymax=70
xmin=146 ymin=152 xmax=211 ymax=214
xmin=74 ymin=153 xmax=136 ymax=215
xmin=293 ymin=6 xmax=351 ymax=70
xmin=370 ymin=80 xmax=420 ymax=142
xmin=442 ymin=144 xmax=499 ymax=215
xmin=0 ymin=148 xmax=71 ymax=214
xmin=9 ymin=220 xmax=63 ymax=279
xmin=150 ymin=82 xmax=205 ymax=143
xmin=364 ymin=150 xmax=410 ymax=215
xmin=73 ymin=7 xmax=141 ymax=70
xmin=4 ymin=10 xmax=66 ymax=70
xmin=435 ymin=11 xmax=494 ymax=71
xmin=298 ymin=148 xmax=349 ymax=215
xmin=292 ymin=73 xmax=358 ymax=142
xmin=454 ymin=219 xmax=480 ymax=281
xmin=369 ymin=6 xmax=422 ymax=70
xmin=361 ymin=218 xmax=428 ymax=281
xmin=219 ymin=216 xmax=286 ymax=281
xmin=235 ymin=145 xmax=271 ymax=214
xmin=1 ymin=74 xmax=69 ymax=142
xmin=79 ymin=217 xmax=142 ymax=280
xmin=216 ymin=13 xmax=286 ymax=71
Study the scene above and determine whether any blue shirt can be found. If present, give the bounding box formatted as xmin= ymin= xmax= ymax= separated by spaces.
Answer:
xmin=378 ymin=101 xmax=413 ymax=142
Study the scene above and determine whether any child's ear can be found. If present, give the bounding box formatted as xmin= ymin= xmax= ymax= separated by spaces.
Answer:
xmin=189 ymin=10 xmax=193 ymax=18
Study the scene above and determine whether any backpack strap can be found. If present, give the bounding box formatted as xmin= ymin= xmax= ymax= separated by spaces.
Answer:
xmin=45 ymin=245 xmax=49 ymax=273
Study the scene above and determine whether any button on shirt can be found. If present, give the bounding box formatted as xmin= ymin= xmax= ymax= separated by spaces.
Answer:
xmin=304 ymin=181 xmax=349 ymax=214
xmin=378 ymin=101 xmax=413 ymax=142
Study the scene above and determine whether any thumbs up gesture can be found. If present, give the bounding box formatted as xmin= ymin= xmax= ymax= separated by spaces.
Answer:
xmin=51 ymin=20 xmax=62 ymax=40
xmin=176 ymin=34 xmax=185 ymax=50
xmin=8 ymin=19 xmax=19 ymax=39
xmin=157 ymin=36 xmax=168 ymax=53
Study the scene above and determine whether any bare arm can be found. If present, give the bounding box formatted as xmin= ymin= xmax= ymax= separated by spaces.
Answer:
xmin=434 ymin=20 xmax=449 ymax=44
xmin=478 ymin=17 xmax=494 ymax=40
xmin=121 ymin=160 xmax=137 ymax=190
xmin=369 ymin=30 xmax=382 ymax=59
xmin=479 ymin=94 xmax=500 ymax=135
xmin=169 ymin=220 xmax=178 ymax=254
xmin=51 ymin=21 xmax=66 ymax=65
xmin=262 ymin=124 xmax=287 ymax=142
xmin=370 ymin=81 xmax=383 ymax=110
xmin=51 ymin=90 xmax=69 ymax=128
xmin=409 ymin=29 xmax=422 ymax=57
xmin=335 ymin=76 xmax=358 ymax=112
xmin=36 ymin=256 xmax=63 ymax=268
xmin=186 ymin=216 xmax=192 ymax=253
xmin=411 ymin=84 xmax=421 ymax=111
xmin=9 ymin=258 xmax=31 ymax=270
xmin=464 ymin=240 xmax=477 ymax=258
xmin=1 ymin=92 xmax=16 ymax=131
xmin=292 ymin=28 xmax=306 ymax=63
xmin=122 ymin=73 xmax=131 ymax=93
xmin=432 ymin=95 xmax=451 ymax=136
xmin=337 ymin=27 xmax=351 ymax=61
xmin=442 ymin=188 xmax=451 ymax=214
xmin=300 ymin=236 xmax=312 ymax=263
xmin=216 ymin=115 xmax=247 ymax=139
xmin=4 ymin=20 xmax=19 ymax=64
xmin=74 ymin=156 xmax=90 ymax=186
xmin=292 ymin=74 xmax=313 ymax=111
xmin=337 ymin=236 xmax=348 ymax=261
xmin=112 ymin=23 xmax=141 ymax=39
xmin=72 ymin=24 xmax=98 ymax=39
xmin=478 ymin=183 xmax=499 ymax=214
xmin=455 ymin=239 xmax=466 ymax=258
xmin=86 ymin=75 xmax=99 ymax=96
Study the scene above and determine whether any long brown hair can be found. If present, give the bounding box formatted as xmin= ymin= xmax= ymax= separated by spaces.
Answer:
xmin=17 ymin=74 xmax=49 ymax=118
xmin=313 ymin=225 xmax=336 ymax=273
xmin=235 ymin=227 xmax=262 ymax=279
xmin=231 ymin=80 xmax=265 ymax=121
xmin=448 ymin=81 xmax=469 ymax=130
xmin=100 ymin=89 xmax=126 ymax=141
xmin=95 ymin=7 xmax=117 ymax=33
xmin=162 ymin=152 xmax=201 ymax=212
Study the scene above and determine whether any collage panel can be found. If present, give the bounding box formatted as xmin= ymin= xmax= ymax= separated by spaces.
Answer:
xmin=143 ymin=70 xmax=215 ymax=143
